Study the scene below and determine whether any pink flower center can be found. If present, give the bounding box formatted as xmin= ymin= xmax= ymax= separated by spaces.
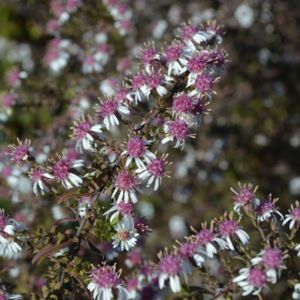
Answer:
xmin=196 ymin=229 xmax=214 ymax=245
xmin=262 ymin=248 xmax=282 ymax=269
xmin=147 ymin=73 xmax=163 ymax=89
xmin=99 ymin=100 xmax=118 ymax=118
xmin=74 ymin=121 xmax=91 ymax=138
xmin=181 ymin=24 xmax=198 ymax=40
xmin=159 ymin=254 xmax=181 ymax=275
xmin=31 ymin=167 xmax=43 ymax=182
xmin=127 ymin=137 xmax=145 ymax=158
xmin=172 ymin=94 xmax=193 ymax=113
xmin=292 ymin=208 xmax=300 ymax=220
xmin=118 ymin=229 xmax=129 ymax=241
xmin=165 ymin=45 xmax=182 ymax=62
xmin=256 ymin=200 xmax=275 ymax=215
xmin=53 ymin=159 xmax=71 ymax=180
xmin=234 ymin=187 xmax=254 ymax=205
xmin=147 ymin=159 xmax=165 ymax=177
xmin=169 ymin=120 xmax=189 ymax=140
xmin=187 ymin=52 xmax=210 ymax=73
xmin=248 ymin=268 xmax=266 ymax=288
xmin=12 ymin=144 xmax=29 ymax=164
xmin=141 ymin=47 xmax=157 ymax=64
xmin=114 ymin=88 xmax=128 ymax=102
xmin=132 ymin=74 xmax=146 ymax=89
xmin=92 ymin=267 xmax=119 ymax=288
xmin=115 ymin=171 xmax=137 ymax=191
xmin=194 ymin=74 xmax=213 ymax=93
xmin=218 ymin=220 xmax=238 ymax=237
xmin=179 ymin=242 xmax=197 ymax=258
xmin=117 ymin=202 xmax=133 ymax=216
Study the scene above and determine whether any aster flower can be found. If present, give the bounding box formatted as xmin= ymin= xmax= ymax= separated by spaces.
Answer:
xmin=43 ymin=38 xmax=71 ymax=73
xmin=136 ymin=154 xmax=170 ymax=191
xmin=162 ymin=119 xmax=194 ymax=149
xmin=176 ymin=240 xmax=197 ymax=276
xmin=164 ymin=42 xmax=188 ymax=76
xmin=114 ymin=87 xmax=130 ymax=103
xmin=121 ymin=137 xmax=155 ymax=168
xmin=179 ymin=23 xmax=217 ymax=52
xmin=186 ymin=51 xmax=211 ymax=86
xmin=230 ymin=183 xmax=257 ymax=213
xmin=251 ymin=247 xmax=285 ymax=283
xmin=143 ymin=72 xmax=173 ymax=99
xmin=112 ymin=221 xmax=139 ymax=252
xmin=134 ymin=217 xmax=151 ymax=236
xmin=189 ymin=73 xmax=215 ymax=98
xmin=172 ymin=93 xmax=194 ymax=117
xmin=88 ymin=264 xmax=129 ymax=300
xmin=82 ymin=54 xmax=103 ymax=74
xmin=46 ymin=158 xmax=84 ymax=189
xmin=283 ymin=201 xmax=300 ymax=229
xmin=104 ymin=201 xmax=134 ymax=226
xmin=193 ymin=227 xmax=226 ymax=261
xmin=218 ymin=217 xmax=250 ymax=250
xmin=29 ymin=167 xmax=52 ymax=195
xmin=112 ymin=170 xmax=139 ymax=203
xmin=139 ymin=43 xmax=160 ymax=74
xmin=158 ymin=251 xmax=183 ymax=293
xmin=97 ymin=97 xmax=130 ymax=130
xmin=0 ymin=210 xmax=22 ymax=259
xmin=70 ymin=116 xmax=102 ymax=152
xmin=126 ymin=73 xmax=147 ymax=103
xmin=8 ymin=139 xmax=32 ymax=166
xmin=233 ymin=267 xmax=267 ymax=296
xmin=255 ymin=196 xmax=283 ymax=222
xmin=184 ymin=100 xmax=209 ymax=129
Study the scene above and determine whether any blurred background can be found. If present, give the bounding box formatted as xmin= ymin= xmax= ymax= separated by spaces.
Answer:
xmin=0 ymin=0 xmax=299 ymax=298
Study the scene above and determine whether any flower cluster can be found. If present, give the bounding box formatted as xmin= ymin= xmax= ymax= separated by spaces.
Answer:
xmin=1 ymin=4 xmax=299 ymax=299
xmin=114 ymin=185 xmax=300 ymax=299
